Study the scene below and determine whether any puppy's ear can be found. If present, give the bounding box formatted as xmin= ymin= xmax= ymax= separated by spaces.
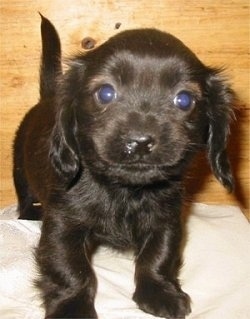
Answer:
xmin=50 ymin=58 xmax=87 ymax=186
xmin=50 ymin=98 xmax=80 ymax=185
xmin=205 ymin=69 xmax=235 ymax=192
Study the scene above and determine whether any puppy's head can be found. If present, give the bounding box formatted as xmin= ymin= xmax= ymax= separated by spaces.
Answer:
xmin=50 ymin=29 xmax=234 ymax=189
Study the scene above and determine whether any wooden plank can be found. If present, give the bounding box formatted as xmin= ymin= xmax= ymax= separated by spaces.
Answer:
xmin=0 ymin=0 xmax=249 ymax=218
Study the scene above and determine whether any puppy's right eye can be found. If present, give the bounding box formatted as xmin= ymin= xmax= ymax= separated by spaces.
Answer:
xmin=95 ymin=84 xmax=117 ymax=104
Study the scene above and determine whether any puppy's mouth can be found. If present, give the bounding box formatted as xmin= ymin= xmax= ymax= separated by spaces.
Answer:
xmin=108 ymin=162 xmax=161 ymax=171
xmin=94 ymin=159 xmax=184 ymax=185
xmin=86 ymin=134 xmax=190 ymax=185
xmin=107 ymin=165 xmax=165 ymax=185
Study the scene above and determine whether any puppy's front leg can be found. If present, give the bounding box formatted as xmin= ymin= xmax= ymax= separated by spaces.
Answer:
xmin=36 ymin=215 xmax=98 ymax=319
xmin=133 ymin=226 xmax=191 ymax=319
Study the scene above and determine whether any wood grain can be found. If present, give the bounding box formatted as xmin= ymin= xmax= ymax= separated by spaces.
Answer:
xmin=0 ymin=0 xmax=249 ymax=218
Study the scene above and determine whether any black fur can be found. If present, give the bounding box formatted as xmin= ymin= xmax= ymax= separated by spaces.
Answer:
xmin=13 ymin=15 xmax=235 ymax=319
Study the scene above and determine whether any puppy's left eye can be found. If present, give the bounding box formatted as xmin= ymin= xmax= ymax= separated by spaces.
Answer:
xmin=174 ymin=91 xmax=195 ymax=110
xmin=95 ymin=84 xmax=117 ymax=104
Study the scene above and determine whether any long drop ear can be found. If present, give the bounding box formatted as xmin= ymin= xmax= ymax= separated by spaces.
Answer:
xmin=205 ymin=69 xmax=235 ymax=192
xmin=50 ymin=94 xmax=80 ymax=185
xmin=49 ymin=56 xmax=88 ymax=186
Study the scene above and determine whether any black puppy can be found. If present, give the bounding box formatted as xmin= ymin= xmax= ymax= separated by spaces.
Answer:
xmin=13 ymin=15 xmax=234 ymax=319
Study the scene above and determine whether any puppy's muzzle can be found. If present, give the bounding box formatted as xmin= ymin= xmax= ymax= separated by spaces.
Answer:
xmin=125 ymin=134 xmax=155 ymax=157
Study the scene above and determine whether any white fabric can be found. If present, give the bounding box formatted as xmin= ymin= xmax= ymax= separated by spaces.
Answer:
xmin=0 ymin=203 xmax=249 ymax=319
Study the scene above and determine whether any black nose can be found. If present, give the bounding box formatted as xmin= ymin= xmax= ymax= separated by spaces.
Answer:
xmin=126 ymin=134 xmax=155 ymax=156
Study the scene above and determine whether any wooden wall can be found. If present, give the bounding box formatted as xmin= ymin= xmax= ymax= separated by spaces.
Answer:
xmin=0 ymin=0 xmax=249 ymax=218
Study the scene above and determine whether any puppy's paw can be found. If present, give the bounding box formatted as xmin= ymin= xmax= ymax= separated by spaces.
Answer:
xmin=46 ymin=308 xmax=97 ymax=319
xmin=45 ymin=297 xmax=98 ymax=319
xmin=133 ymin=278 xmax=191 ymax=319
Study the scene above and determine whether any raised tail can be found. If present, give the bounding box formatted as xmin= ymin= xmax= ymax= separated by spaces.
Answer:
xmin=39 ymin=13 xmax=62 ymax=100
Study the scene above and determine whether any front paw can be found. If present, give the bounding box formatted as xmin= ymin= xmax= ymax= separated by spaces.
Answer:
xmin=133 ymin=278 xmax=191 ymax=319
xmin=45 ymin=297 xmax=98 ymax=319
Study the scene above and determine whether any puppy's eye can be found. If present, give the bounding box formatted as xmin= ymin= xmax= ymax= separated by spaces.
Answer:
xmin=174 ymin=91 xmax=195 ymax=110
xmin=95 ymin=84 xmax=117 ymax=104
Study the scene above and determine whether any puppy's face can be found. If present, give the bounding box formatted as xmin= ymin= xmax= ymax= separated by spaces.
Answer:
xmin=52 ymin=29 xmax=234 ymax=188
xmin=81 ymin=56 xmax=204 ymax=184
